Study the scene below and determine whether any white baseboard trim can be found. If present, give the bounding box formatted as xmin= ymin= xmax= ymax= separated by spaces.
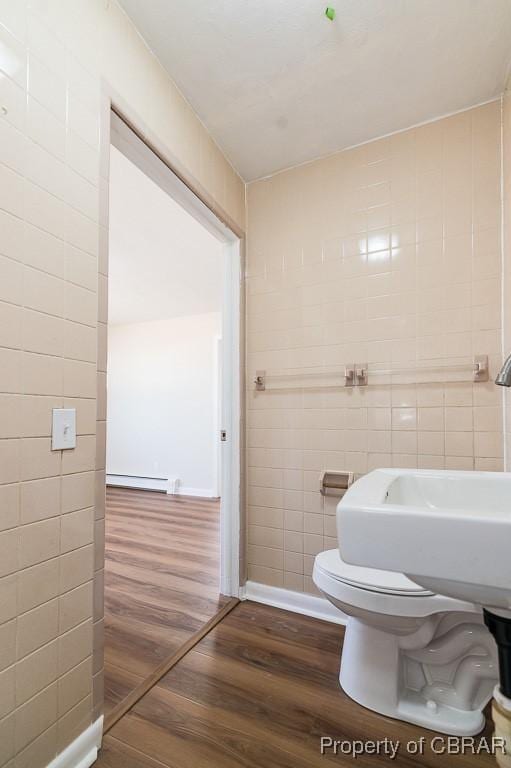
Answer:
xmin=106 ymin=474 xmax=167 ymax=492
xmin=46 ymin=716 xmax=103 ymax=768
xmin=178 ymin=486 xmax=218 ymax=498
xmin=241 ymin=581 xmax=347 ymax=625
xmin=106 ymin=474 xmax=218 ymax=498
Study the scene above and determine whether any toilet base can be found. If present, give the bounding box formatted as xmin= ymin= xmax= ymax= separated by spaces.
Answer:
xmin=340 ymin=616 xmax=491 ymax=736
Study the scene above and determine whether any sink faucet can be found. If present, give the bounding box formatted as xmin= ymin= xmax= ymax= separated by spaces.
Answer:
xmin=496 ymin=353 xmax=511 ymax=387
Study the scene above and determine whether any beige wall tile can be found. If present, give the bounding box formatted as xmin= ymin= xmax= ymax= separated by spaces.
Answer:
xmin=21 ymin=310 xmax=65 ymax=357
xmin=0 ymin=712 xmax=15 ymax=765
xmin=23 ymin=268 xmax=65 ymax=318
xmin=59 ymin=545 xmax=94 ymax=595
xmin=248 ymin=544 xmax=283 ymax=570
xmin=92 ymin=619 xmax=104 ymax=676
xmin=0 ymin=404 xmax=21 ymax=448
xmin=21 ymin=353 xmax=63 ymax=397
xmin=0 ymin=440 xmax=20 ymax=485
xmin=0 ymin=529 xmax=19 ymax=578
xmin=0 ymin=665 xmax=15 ymax=719
xmin=61 ymin=435 xmax=95 ymax=475
xmin=63 ymin=360 xmax=95 ymax=399
xmin=58 ymin=620 xmax=93 ymax=676
xmin=14 ymin=722 xmax=57 ymax=768
xmin=20 ymin=477 xmax=60 ymax=524
xmin=20 ymin=438 xmax=61 ymax=482
xmin=20 ymin=396 xmax=62 ymax=439
xmin=0 ymin=0 xmax=245 ymax=759
xmin=0 ymin=207 xmax=24 ymax=263
xmin=19 ymin=518 xmax=60 ymax=569
xmin=247 ymin=564 xmax=283 ymax=588
xmin=61 ymin=472 xmax=94 ymax=514
xmin=63 ymin=321 xmax=96 ymax=364
xmin=0 ymin=255 xmax=22 ymax=305
xmin=64 ymin=398 xmax=96 ymax=436
xmin=60 ymin=507 xmax=94 ymax=554
xmin=15 ymin=640 xmax=59 ymax=706
xmin=57 ymin=657 xmax=92 ymax=718
xmin=0 ymin=575 xmax=17 ymax=625
xmin=59 ymin=581 xmax=93 ymax=634
xmin=23 ymin=224 xmax=65 ymax=279
xmin=92 ymin=569 xmax=103 ymax=623
xmin=248 ymin=525 xmax=283 ymax=548
xmin=94 ymin=470 xmax=105 ymax=520
xmin=0 ymin=302 xmax=22 ymax=349
xmin=96 ymin=372 xmax=106 ymax=421
xmin=0 ymin=620 xmax=16 ymax=673
xmin=97 ymin=274 xmax=107 ymax=324
xmin=92 ymin=671 xmax=103 ymax=721
xmin=64 ymin=284 xmax=96 ymax=327
xmin=66 ymin=245 xmax=97 ymax=292
xmin=57 ymin=694 xmax=92 ymax=754
xmin=97 ymin=322 xmax=107 ymax=373
xmin=18 ymin=558 xmax=60 ymax=615
xmin=14 ymin=682 xmax=58 ymax=753
xmin=17 ymin=599 xmax=59 ymax=660
xmin=247 ymin=101 xmax=503 ymax=591
xmin=93 ymin=519 xmax=105 ymax=572
xmin=0 ymin=349 xmax=21 ymax=395
xmin=0 ymin=484 xmax=20 ymax=532
xmin=95 ymin=420 xmax=106 ymax=471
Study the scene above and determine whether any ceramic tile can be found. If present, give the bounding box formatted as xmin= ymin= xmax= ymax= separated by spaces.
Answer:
xmin=247 ymin=102 xmax=503 ymax=590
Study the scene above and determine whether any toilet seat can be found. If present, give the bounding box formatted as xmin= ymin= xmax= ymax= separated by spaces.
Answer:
xmin=317 ymin=548 xmax=432 ymax=595
xmin=314 ymin=549 xmax=476 ymax=618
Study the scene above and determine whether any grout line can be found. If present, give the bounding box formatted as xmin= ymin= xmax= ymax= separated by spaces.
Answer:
xmin=103 ymin=596 xmax=240 ymax=733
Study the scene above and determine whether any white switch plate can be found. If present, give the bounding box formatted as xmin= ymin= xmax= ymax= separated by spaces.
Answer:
xmin=51 ymin=408 xmax=76 ymax=450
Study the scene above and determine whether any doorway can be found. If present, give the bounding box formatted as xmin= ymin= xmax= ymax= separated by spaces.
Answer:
xmin=102 ymin=113 xmax=241 ymax=724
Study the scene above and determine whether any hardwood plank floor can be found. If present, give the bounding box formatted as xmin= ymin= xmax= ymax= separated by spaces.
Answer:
xmin=104 ymin=487 xmax=225 ymax=717
xmin=96 ymin=601 xmax=497 ymax=768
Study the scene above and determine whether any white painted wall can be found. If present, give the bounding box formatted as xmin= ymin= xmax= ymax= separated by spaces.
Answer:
xmin=107 ymin=312 xmax=222 ymax=497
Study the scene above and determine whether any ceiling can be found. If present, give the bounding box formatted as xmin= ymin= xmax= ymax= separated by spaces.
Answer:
xmin=109 ymin=146 xmax=223 ymax=325
xmin=119 ymin=0 xmax=511 ymax=181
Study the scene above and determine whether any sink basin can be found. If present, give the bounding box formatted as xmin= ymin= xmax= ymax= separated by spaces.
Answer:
xmin=338 ymin=468 xmax=511 ymax=612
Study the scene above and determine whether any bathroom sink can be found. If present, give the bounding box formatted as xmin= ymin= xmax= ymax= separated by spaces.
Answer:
xmin=338 ymin=469 xmax=511 ymax=612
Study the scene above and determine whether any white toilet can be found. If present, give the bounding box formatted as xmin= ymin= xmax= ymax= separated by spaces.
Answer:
xmin=313 ymin=547 xmax=498 ymax=735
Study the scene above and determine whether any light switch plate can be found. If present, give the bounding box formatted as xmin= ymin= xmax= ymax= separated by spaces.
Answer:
xmin=51 ymin=408 xmax=76 ymax=450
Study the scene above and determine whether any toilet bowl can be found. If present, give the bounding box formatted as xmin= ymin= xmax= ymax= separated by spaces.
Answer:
xmin=313 ymin=549 xmax=498 ymax=735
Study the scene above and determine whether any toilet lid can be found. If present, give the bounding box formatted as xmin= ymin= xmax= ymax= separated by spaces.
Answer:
xmin=318 ymin=549 xmax=433 ymax=596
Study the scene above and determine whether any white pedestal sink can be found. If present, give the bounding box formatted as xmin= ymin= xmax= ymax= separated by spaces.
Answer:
xmin=338 ymin=468 xmax=511 ymax=613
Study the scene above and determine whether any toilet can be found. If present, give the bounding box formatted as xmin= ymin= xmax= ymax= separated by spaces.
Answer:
xmin=313 ymin=547 xmax=498 ymax=735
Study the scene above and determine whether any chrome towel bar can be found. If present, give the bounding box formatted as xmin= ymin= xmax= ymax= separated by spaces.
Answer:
xmin=254 ymin=355 xmax=488 ymax=391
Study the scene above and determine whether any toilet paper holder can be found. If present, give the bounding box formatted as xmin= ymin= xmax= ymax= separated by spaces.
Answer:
xmin=320 ymin=470 xmax=354 ymax=497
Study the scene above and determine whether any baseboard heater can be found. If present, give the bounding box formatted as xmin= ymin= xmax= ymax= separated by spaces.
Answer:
xmin=106 ymin=474 xmax=180 ymax=494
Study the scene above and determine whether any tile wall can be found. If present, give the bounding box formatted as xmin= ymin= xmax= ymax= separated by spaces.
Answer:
xmin=0 ymin=1 xmax=245 ymax=766
xmin=246 ymin=101 xmax=504 ymax=593
xmin=503 ymin=81 xmax=511 ymax=466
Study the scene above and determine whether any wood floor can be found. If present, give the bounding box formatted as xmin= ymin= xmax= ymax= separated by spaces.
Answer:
xmin=96 ymin=601 xmax=496 ymax=768
xmin=104 ymin=486 xmax=226 ymax=718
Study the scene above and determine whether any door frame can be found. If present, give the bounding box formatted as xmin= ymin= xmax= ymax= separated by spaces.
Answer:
xmin=108 ymin=111 xmax=242 ymax=597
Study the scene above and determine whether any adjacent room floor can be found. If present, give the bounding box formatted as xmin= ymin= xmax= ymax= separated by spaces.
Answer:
xmin=103 ymin=487 xmax=226 ymax=719
xmin=96 ymin=601 xmax=495 ymax=768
